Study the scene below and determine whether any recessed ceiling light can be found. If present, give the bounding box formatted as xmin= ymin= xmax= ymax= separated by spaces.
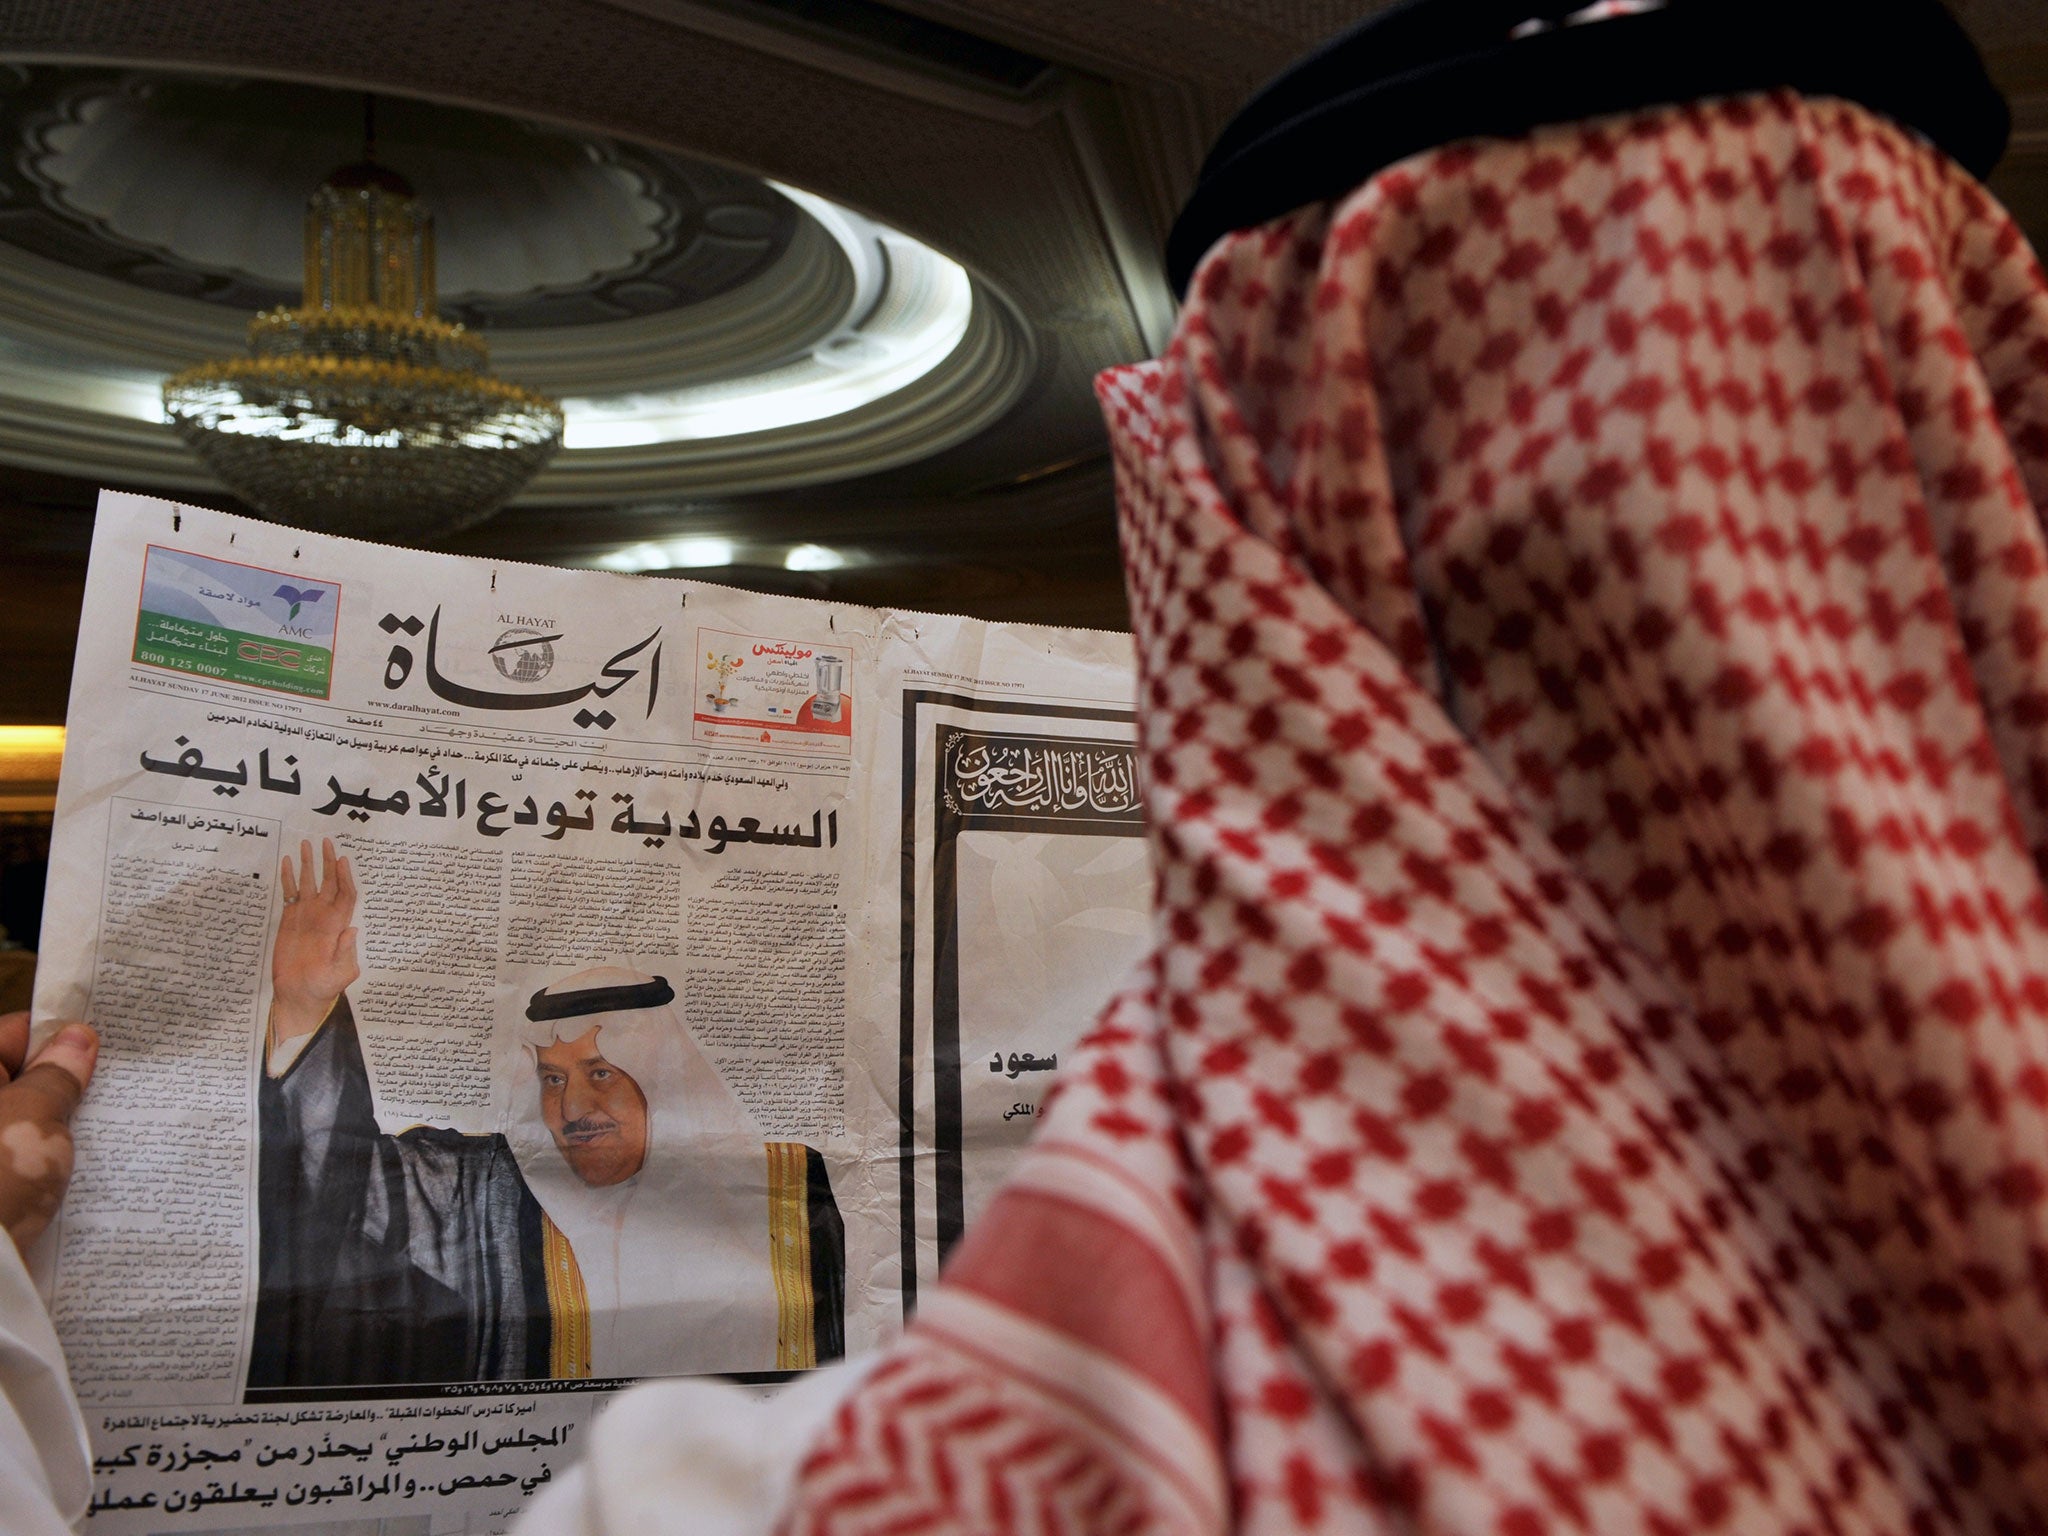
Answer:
xmin=593 ymin=537 xmax=734 ymax=573
xmin=664 ymin=537 xmax=735 ymax=568
xmin=784 ymin=543 xmax=845 ymax=572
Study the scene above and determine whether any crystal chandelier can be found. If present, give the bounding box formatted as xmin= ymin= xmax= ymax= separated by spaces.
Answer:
xmin=163 ymin=153 xmax=562 ymax=541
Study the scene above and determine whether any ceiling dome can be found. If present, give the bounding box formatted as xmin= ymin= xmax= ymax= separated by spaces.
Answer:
xmin=30 ymin=80 xmax=663 ymax=303
xmin=2 ymin=69 xmax=801 ymax=327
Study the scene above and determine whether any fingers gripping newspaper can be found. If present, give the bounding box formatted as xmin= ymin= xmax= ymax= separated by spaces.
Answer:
xmin=33 ymin=492 xmax=1149 ymax=1533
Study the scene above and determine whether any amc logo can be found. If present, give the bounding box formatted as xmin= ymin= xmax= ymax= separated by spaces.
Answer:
xmin=237 ymin=639 xmax=303 ymax=670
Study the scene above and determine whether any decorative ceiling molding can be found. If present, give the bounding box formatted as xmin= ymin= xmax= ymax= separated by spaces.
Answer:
xmin=0 ymin=212 xmax=853 ymax=387
xmin=0 ymin=66 xmax=813 ymax=328
xmin=478 ymin=214 xmax=854 ymax=395
xmin=533 ymin=284 xmax=1030 ymax=499
xmin=0 ymin=235 xmax=1030 ymax=500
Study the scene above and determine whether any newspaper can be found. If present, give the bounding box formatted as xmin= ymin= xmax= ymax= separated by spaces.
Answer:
xmin=32 ymin=491 xmax=1150 ymax=1533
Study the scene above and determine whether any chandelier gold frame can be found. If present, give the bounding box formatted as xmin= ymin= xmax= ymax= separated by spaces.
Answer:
xmin=164 ymin=158 xmax=562 ymax=541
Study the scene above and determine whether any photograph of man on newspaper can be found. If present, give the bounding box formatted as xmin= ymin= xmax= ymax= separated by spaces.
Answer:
xmin=248 ymin=839 xmax=844 ymax=1393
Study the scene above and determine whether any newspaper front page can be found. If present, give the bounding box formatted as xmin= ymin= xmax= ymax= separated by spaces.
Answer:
xmin=32 ymin=491 xmax=1150 ymax=1533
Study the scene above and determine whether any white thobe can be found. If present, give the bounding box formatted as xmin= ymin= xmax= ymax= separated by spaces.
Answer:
xmin=512 ymin=1360 xmax=869 ymax=1536
xmin=0 ymin=1239 xmax=89 ymax=1536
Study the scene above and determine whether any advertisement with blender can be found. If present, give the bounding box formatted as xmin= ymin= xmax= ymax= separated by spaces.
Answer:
xmin=692 ymin=628 xmax=853 ymax=754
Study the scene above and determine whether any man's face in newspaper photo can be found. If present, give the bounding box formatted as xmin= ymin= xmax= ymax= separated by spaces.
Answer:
xmin=534 ymin=1025 xmax=649 ymax=1187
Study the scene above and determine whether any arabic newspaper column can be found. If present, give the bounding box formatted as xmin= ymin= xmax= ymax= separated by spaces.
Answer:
xmin=842 ymin=611 xmax=1151 ymax=1310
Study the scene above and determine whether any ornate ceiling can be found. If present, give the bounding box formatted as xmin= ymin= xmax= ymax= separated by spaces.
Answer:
xmin=0 ymin=61 xmax=1031 ymax=504
xmin=0 ymin=70 xmax=800 ymax=323
xmin=0 ymin=0 xmax=2043 ymax=722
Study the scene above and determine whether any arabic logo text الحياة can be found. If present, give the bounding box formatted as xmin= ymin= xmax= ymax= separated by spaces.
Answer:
xmin=491 ymin=627 xmax=557 ymax=682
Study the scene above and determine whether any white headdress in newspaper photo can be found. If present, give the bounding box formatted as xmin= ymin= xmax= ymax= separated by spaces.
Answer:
xmin=505 ymin=966 xmax=778 ymax=1377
